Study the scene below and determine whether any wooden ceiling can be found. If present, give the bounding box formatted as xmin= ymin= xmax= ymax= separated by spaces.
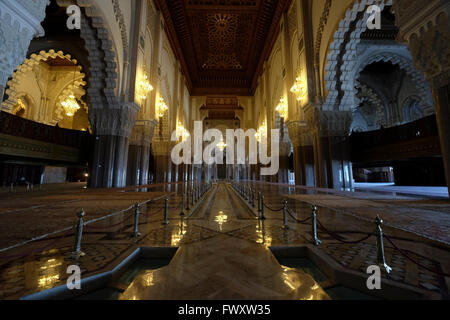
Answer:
xmin=201 ymin=96 xmax=243 ymax=119
xmin=154 ymin=0 xmax=291 ymax=96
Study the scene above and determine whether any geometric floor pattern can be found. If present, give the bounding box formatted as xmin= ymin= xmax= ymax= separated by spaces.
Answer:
xmin=0 ymin=182 xmax=449 ymax=299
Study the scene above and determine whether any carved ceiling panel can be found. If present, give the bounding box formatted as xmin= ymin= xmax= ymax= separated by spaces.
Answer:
xmin=155 ymin=0 xmax=291 ymax=95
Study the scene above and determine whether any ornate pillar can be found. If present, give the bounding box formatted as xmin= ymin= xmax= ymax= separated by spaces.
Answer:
xmin=152 ymin=141 xmax=174 ymax=183
xmin=89 ymin=103 xmax=139 ymax=188
xmin=394 ymin=0 xmax=450 ymax=196
xmin=127 ymin=120 xmax=158 ymax=186
xmin=0 ymin=0 xmax=48 ymax=87
xmin=287 ymin=120 xmax=315 ymax=186
xmin=275 ymin=141 xmax=291 ymax=184
xmin=320 ymin=111 xmax=353 ymax=190
xmin=306 ymin=105 xmax=353 ymax=190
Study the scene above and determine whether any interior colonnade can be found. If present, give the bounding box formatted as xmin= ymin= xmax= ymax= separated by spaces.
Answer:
xmin=0 ymin=0 xmax=448 ymax=197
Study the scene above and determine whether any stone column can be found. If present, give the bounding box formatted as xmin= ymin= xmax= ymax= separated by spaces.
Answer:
xmin=276 ymin=141 xmax=291 ymax=184
xmin=127 ymin=120 xmax=157 ymax=186
xmin=0 ymin=0 xmax=48 ymax=88
xmin=288 ymin=120 xmax=316 ymax=186
xmin=89 ymin=103 xmax=139 ymax=188
xmin=394 ymin=0 xmax=450 ymax=196
xmin=152 ymin=141 xmax=174 ymax=184
xmin=319 ymin=111 xmax=353 ymax=190
xmin=305 ymin=106 xmax=353 ymax=190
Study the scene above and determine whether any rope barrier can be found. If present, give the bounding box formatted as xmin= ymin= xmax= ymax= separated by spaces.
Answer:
xmin=142 ymin=206 xmax=165 ymax=217
xmin=0 ymin=227 xmax=74 ymax=260
xmin=235 ymin=184 xmax=450 ymax=278
xmin=384 ymin=235 xmax=450 ymax=277
xmin=84 ymin=212 xmax=134 ymax=230
xmin=286 ymin=208 xmax=313 ymax=224
xmin=263 ymin=203 xmax=284 ymax=212
xmin=317 ymin=218 xmax=374 ymax=244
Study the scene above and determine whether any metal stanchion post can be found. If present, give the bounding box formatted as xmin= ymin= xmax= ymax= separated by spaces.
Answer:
xmin=69 ymin=209 xmax=86 ymax=259
xmin=131 ymin=203 xmax=141 ymax=238
xmin=162 ymin=198 xmax=169 ymax=225
xmin=260 ymin=195 xmax=266 ymax=220
xmin=311 ymin=205 xmax=321 ymax=246
xmin=251 ymin=189 xmax=255 ymax=208
xmin=180 ymin=193 xmax=185 ymax=217
xmin=283 ymin=200 xmax=289 ymax=230
xmin=257 ymin=192 xmax=261 ymax=215
xmin=186 ymin=190 xmax=191 ymax=211
xmin=375 ymin=216 xmax=392 ymax=273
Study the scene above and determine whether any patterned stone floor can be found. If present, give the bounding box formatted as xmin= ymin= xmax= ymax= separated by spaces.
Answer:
xmin=0 ymin=182 xmax=448 ymax=300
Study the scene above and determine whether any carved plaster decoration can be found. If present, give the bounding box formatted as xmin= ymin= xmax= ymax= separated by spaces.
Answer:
xmin=343 ymin=44 xmax=433 ymax=111
xmin=2 ymin=50 xmax=85 ymax=116
xmin=55 ymin=0 xmax=122 ymax=112
xmin=323 ymin=0 xmax=392 ymax=111
xmin=0 ymin=0 xmax=49 ymax=86
xmin=129 ymin=120 xmax=158 ymax=147
xmin=111 ymin=0 xmax=129 ymax=62
xmin=393 ymin=0 xmax=450 ymax=87
xmin=320 ymin=110 xmax=353 ymax=137
xmin=89 ymin=102 xmax=139 ymax=137
xmin=314 ymin=0 xmax=332 ymax=65
xmin=355 ymin=81 xmax=387 ymax=128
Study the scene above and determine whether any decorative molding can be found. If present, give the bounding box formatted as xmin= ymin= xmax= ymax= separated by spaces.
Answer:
xmin=129 ymin=119 xmax=158 ymax=147
xmin=0 ymin=0 xmax=49 ymax=86
xmin=111 ymin=0 xmax=129 ymax=62
xmin=55 ymin=0 xmax=122 ymax=111
xmin=343 ymin=44 xmax=433 ymax=111
xmin=0 ymin=133 xmax=81 ymax=163
xmin=89 ymin=102 xmax=139 ymax=137
xmin=323 ymin=0 xmax=392 ymax=111
xmin=314 ymin=0 xmax=332 ymax=64
xmin=2 ymin=50 xmax=85 ymax=116
xmin=394 ymin=0 xmax=450 ymax=86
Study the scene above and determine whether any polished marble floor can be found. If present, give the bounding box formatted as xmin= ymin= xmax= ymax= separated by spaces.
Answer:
xmin=0 ymin=182 xmax=449 ymax=300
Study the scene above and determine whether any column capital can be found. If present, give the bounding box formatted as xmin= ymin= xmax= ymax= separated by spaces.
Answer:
xmin=129 ymin=120 xmax=158 ymax=147
xmin=394 ymin=0 xmax=450 ymax=87
xmin=304 ymin=105 xmax=352 ymax=137
xmin=151 ymin=140 xmax=176 ymax=156
xmin=286 ymin=120 xmax=307 ymax=148
xmin=90 ymin=102 xmax=139 ymax=138
xmin=320 ymin=111 xmax=352 ymax=137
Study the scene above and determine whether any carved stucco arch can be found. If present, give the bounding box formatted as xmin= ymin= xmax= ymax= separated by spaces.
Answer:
xmin=2 ymin=49 xmax=85 ymax=113
xmin=349 ymin=49 xmax=432 ymax=111
xmin=323 ymin=0 xmax=392 ymax=111
xmin=12 ymin=93 xmax=37 ymax=119
xmin=355 ymin=81 xmax=387 ymax=128
xmin=54 ymin=0 xmax=123 ymax=112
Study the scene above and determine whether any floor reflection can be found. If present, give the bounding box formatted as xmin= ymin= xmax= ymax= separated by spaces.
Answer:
xmin=118 ymin=184 xmax=329 ymax=300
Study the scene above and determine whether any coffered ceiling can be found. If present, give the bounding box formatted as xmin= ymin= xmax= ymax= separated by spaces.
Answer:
xmin=154 ymin=0 xmax=291 ymax=96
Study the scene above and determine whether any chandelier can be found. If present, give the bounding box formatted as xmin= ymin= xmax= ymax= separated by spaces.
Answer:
xmin=290 ymin=77 xmax=307 ymax=101
xmin=157 ymin=97 xmax=168 ymax=118
xmin=255 ymin=121 xmax=267 ymax=143
xmin=61 ymin=94 xmax=80 ymax=117
xmin=137 ymin=74 xmax=153 ymax=100
xmin=216 ymin=136 xmax=227 ymax=151
xmin=275 ymin=97 xmax=288 ymax=119
xmin=176 ymin=121 xmax=190 ymax=142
